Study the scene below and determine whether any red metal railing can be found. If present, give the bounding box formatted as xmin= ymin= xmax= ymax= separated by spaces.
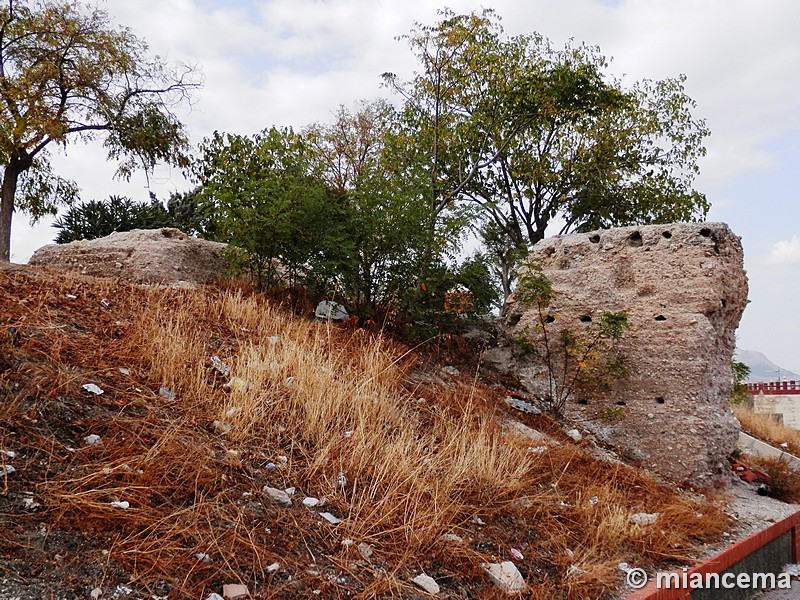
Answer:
xmin=745 ymin=381 xmax=800 ymax=395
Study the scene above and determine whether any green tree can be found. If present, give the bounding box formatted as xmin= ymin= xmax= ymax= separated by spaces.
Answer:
xmin=304 ymin=100 xmax=434 ymax=317
xmin=192 ymin=127 xmax=338 ymax=291
xmin=0 ymin=0 xmax=200 ymax=261
xmin=387 ymin=10 xmax=710 ymax=298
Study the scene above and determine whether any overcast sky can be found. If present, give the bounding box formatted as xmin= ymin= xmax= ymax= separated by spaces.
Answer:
xmin=9 ymin=0 xmax=800 ymax=373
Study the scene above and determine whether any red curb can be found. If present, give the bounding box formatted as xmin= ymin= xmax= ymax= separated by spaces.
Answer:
xmin=624 ymin=510 xmax=800 ymax=599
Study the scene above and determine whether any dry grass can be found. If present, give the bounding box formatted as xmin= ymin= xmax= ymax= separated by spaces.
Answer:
xmin=735 ymin=406 xmax=800 ymax=457
xmin=0 ymin=267 xmax=733 ymax=599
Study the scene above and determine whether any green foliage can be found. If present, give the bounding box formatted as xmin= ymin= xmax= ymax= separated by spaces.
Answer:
xmin=51 ymin=192 xmax=204 ymax=244
xmin=600 ymin=406 xmax=627 ymax=423
xmin=730 ymin=359 xmax=752 ymax=405
xmin=0 ymin=0 xmax=200 ymax=260
xmin=387 ymin=9 xmax=710 ymax=293
xmin=192 ymin=127 xmax=341 ymax=291
xmin=515 ymin=263 xmax=629 ymax=417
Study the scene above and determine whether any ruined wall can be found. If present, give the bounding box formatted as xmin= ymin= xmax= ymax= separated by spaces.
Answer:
xmin=29 ymin=228 xmax=229 ymax=287
xmin=504 ymin=222 xmax=748 ymax=486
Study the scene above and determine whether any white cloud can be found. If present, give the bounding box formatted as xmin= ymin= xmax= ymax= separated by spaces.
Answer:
xmin=766 ymin=235 xmax=800 ymax=266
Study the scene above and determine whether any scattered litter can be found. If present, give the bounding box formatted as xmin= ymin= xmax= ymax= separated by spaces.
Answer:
xmin=158 ymin=386 xmax=175 ymax=400
xmin=357 ymin=542 xmax=373 ymax=560
xmin=266 ymin=335 xmax=281 ymax=345
xmin=618 ymin=562 xmax=633 ymax=573
xmin=1 ymin=449 xmax=15 ymax=458
xmin=412 ymin=573 xmax=440 ymax=595
xmin=115 ymin=584 xmax=133 ymax=595
xmin=266 ymin=562 xmax=280 ymax=573
xmin=482 ymin=561 xmax=526 ymax=594
xmin=84 ymin=434 xmax=103 ymax=446
xmin=284 ymin=376 xmax=295 ymax=387
xmin=118 ymin=368 xmax=130 ymax=376
xmin=224 ymin=377 xmax=252 ymax=392
xmin=509 ymin=548 xmax=524 ymax=561
xmin=588 ymin=496 xmax=599 ymax=506
xmin=221 ymin=583 xmax=249 ymax=600
xmin=206 ymin=595 xmax=224 ymax=600
xmin=528 ymin=446 xmax=547 ymax=454
xmin=337 ymin=471 xmax=347 ymax=490
xmin=566 ymin=564 xmax=587 ymax=578
xmin=212 ymin=420 xmax=231 ymax=435
xmin=344 ymin=430 xmax=353 ymax=438
xmin=315 ymin=300 xmax=349 ymax=321
xmin=784 ymin=564 xmax=800 ymax=577
xmin=504 ymin=396 xmax=541 ymax=414
xmin=21 ymin=496 xmax=39 ymax=509
xmin=629 ymin=512 xmax=660 ymax=526
xmin=210 ymin=355 xmax=231 ymax=377
xmin=262 ymin=486 xmax=292 ymax=507
xmin=8 ymin=327 xmax=20 ymax=345
xmin=265 ymin=462 xmax=278 ymax=471
xmin=100 ymin=298 xmax=111 ymax=308
xmin=439 ymin=533 xmax=463 ymax=543
xmin=341 ymin=539 xmax=354 ymax=547
xmin=781 ymin=442 xmax=789 ymax=449
xmin=66 ymin=294 xmax=78 ymax=299
xmin=110 ymin=501 xmax=130 ymax=509
xmin=195 ymin=553 xmax=212 ymax=563
xmin=82 ymin=383 xmax=104 ymax=395
xmin=566 ymin=429 xmax=582 ymax=442
xmin=3 ymin=464 xmax=16 ymax=475
xmin=319 ymin=511 xmax=342 ymax=525
xmin=303 ymin=497 xmax=320 ymax=508
xmin=471 ymin=515 xmax=486 ymax=525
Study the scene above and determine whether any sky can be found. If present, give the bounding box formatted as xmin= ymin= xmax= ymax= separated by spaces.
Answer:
xmin=8 ymin=0 xmax=800 ymax=373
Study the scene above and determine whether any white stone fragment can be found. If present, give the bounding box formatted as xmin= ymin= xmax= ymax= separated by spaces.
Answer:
xmin=412 ymin=573 xmax=440 ymax=595
xmin=482 ymin=561 xmax=526 ymax=594
xmin=262 ymin=486 xmax=292 ymax=507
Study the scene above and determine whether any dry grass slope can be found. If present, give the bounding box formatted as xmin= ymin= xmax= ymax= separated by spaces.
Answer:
xmin=0 ymin=266 xmax=732 ymax=599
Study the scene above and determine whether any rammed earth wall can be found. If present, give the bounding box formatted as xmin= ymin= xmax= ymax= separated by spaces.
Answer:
xmin=504 ymin=222 xmax=748 ymax=485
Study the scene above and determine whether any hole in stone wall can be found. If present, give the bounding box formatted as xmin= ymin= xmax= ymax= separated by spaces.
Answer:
xmin=662 ymin=231 xmax=672 ymax=239
xmin=589 ymin=234 xmax=600 ymax=243
xmin=721 ymin=299 xmax=727 ymax=308
xmin=508 ymin=314 xmax=521 ymax=326
xmin=579 ymin=315 xmax=592 ymax=323
xmin=655 ymin=315 xmax=666 ymax=321
xmin=577 ymin=399 xmax=588 ymax=405
xmin=544 ymin=247 xmax=556 ymax=257
xmin=700 ymin=228 xmax=711 ymax=237
xmin=655 ymin=397 xmax=665 ymax=404
xmin=628 ymin=231 xmax=643 ymax=247
xmin=545 ymin=315 xmax=556 ymax=324
xmin=616 ymin=401 xmax=626 ymax=406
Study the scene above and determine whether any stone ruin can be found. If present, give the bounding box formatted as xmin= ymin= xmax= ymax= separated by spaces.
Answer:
xmin=502 ymin=222 xmax=748 ymax=486
xmin=28 ymin=228 xmax=229 ymax=287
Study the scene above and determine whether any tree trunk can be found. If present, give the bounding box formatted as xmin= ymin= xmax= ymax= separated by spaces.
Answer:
xmin=0 ymin=162 xmax=21 ymax=262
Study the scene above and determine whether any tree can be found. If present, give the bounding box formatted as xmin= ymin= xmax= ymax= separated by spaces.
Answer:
xmin=0 ymin=0 xmax=200 ymax=261
xmin=388 ymin=10 xmax=710 ymax=299
xmin=192 ymin=127 xmax=339 ymax=291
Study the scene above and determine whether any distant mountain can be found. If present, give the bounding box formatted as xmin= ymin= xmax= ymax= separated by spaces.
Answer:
xmin=734 ymin=349 xmax=800 ymax=382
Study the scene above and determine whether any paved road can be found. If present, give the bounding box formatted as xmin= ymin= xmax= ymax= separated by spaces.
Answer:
xmin=754 ymin=577 xmax=800 ymax=599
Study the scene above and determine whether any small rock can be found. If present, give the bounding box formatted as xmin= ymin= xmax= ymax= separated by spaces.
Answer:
xmin=482 ymin=561 xmax=526 ymax=594
xmin=565 ymin=564 xmax=587 ymax=578
xmin=210 ymin=355 xmax=231 ymax=377
xmin=337 ymin=472 xmax=347 ymax=489
xmin=565 ymin=429 xmax=582 ymax=442
xmin=441 ymin=365 xmax=460 ymax=376
xmin=0 ymin=449 xmax=15 ymax=458
xmin=412 ymin=573 xmax=440 ymax=595
xmin=90 ymin=588 xmax=103 ymax=599
xmin=302 ymin=497 xmax=320 ymax=508
xmin=630 ymin=512 xmax=660 ymax=526
xmin=110 ymin=500 xmax=130 ymax=509
xmin=195 ymin=553 xmax=212 ymax=563
xmin=315 ymin=300 xmax=349 ymax=321
xmin=206 ymin=594 xmax=225 ymax=600
xmin=212 ymin=420 xmax=231 ymax=435
xmin=84 ymin=434 xmax=102 ymax=446
xmin=4 ymin=464 xmax=16 ymax=474
xmin=262 ymin=486 xmax=292 ymax=507
xmin=284 ymin=487 xmax=295 ymax=496
xmin=82 ymin=383 xmax=104 ymax=395
xmin=438 ymin=533 xmax=463 ymax=543
xmin=266 ymin=336 xmax=281 ymax=345
xmin=319 ymin=511 xmax=342 ymax=524
xmin=266 ymin=562 xmax=280 ymax=573
xmin=222 ymin=583 xmax=249 ymax=600
xmin=157 ymin=386 xmax=175 ymax=400
xmin=341 ymin=538 xmax=354 ymax=547
xmin=504 ymin=396 xmax=541 ymax=414
xmin=119 ymin=368 xmax=130 ymax=376
xmin=471 ymin=515 xmax=486 ymax=525
xmin=357 ymin=542 xmax=373 ymax=560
